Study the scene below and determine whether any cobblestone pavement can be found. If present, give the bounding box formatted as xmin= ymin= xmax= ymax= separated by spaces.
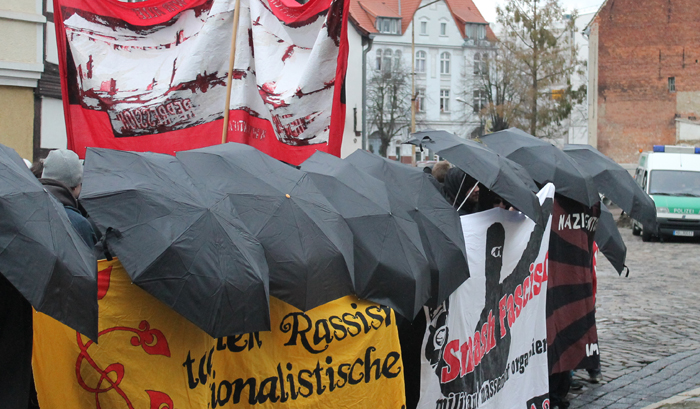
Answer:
xmin=567 ymin=208 xmax=700 ymax=408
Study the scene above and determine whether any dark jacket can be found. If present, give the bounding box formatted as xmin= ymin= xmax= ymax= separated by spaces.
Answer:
xmin=40 ymin=179 xmax=97 ymax=247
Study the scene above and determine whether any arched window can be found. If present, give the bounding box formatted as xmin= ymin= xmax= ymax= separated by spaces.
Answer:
xmin=416 ymin=51 xmax=426 ymax=73
xmin=383 ymin=49 xmax=392 ymax=72
xmin=375 ymin=49 xmax=382 ymax=71
xmin=393 ymin=50 xmax=402 ymax=71
xmin=440 ymin=52 xmax=450 ymax=75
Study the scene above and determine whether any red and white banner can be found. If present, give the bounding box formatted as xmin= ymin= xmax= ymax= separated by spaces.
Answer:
xmin=54 ymin=0 xmax=348 ymax=164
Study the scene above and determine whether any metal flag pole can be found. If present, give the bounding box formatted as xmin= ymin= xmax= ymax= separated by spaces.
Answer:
xmin=221 ymin=0 xmax=242 ymax=144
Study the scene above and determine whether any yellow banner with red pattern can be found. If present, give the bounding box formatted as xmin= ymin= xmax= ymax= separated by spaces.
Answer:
xmin=33 ymin=259 xmax=406 ymax=408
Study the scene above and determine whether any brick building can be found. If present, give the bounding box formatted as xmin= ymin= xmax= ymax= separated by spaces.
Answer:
xmin=587 ymin=0 xmax=700 ymax=163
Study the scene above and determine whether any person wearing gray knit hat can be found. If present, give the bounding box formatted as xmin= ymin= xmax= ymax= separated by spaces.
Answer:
xmin=40 ymin=149 xmax=96 ymax=246
xmin=42 ymin=149 xmax=83 ymax=197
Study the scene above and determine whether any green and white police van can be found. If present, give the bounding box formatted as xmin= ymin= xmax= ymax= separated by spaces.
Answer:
xmin=632 ymin=145 xmax=700 ymax=241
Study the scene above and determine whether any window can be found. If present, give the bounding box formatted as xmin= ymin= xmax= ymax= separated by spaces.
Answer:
xmin=669 ymin=77 xmax=676 ymax=92
xmin=465 ymin=23 xmax=486 ymax=40
xmin=473 ymin=89 xmax=487 ymax=113
xmin=440 ymin=22 xmax=447 ymax=36
xmin=474 ymin=53 xmax=487 ymax=76
xmin=416 ymin=89 xmax=425 ymax=112
xmin=420 ymin=21 xmax=427 ymax=35
xmin=393 ymin=50 xmax=401 ymax=71
xmin=440 ymin=89 xmax=450 ymax=112
xmin=377 ymin=18 xmax=401 ymax=34
xmin=375 ymin=49 xmax=382 ymax=71
xmin=440 ymin=52 xmax=451 ymax=74
xmin=416 ymin=51 xmax=426 ymax=73
xmin=383 ymin=49 xmax=392 ymax=72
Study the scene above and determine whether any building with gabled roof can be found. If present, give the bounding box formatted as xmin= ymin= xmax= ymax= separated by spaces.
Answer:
xmin=341 ymin=0 xmax=496 ymax=162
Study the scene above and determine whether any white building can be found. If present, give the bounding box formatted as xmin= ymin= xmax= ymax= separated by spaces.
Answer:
xmin=343 ymin=0 xmax=496 ymax=162
xmin=566 ymin=10 xmax=596 ymax=145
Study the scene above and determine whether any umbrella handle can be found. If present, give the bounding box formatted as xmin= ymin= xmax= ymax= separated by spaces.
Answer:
xmin=453 ymin=174 xmax=467 ymax=207
xmin=98 ymin=227 xmax=122 ymax=261
xmin=456 ymin=182 xmax=479 ymax=213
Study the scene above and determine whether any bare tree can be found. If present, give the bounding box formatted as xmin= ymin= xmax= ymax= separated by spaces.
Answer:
xmin=463 ymin=45 xmax=525 ymax=135
xmin=497 ymin=0 xmax=585 ymax=138
xmin=366 ymin=62 xmax=412 ymax=157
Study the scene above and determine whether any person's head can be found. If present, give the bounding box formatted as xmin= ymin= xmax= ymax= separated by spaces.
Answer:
xmin=432 ymin=161 xmax=450 ymax=183
xmin=30 ymin=160 xmax=44 ymax=179
xmin=443 ymin=167 xmax=479 ymax=211
xmin=42 ymin=149 xmax=83 ymax=198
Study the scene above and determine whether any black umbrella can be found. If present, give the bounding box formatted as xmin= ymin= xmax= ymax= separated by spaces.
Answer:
xmin=82 ymin=148 xmax=270 ymax=337
xmin=407 ymin=130 xmax=543 ymax=224
xmin=481 ymin=128 xmax=600 ymax=207
xmin=344 ymin=150 xmax=469 ymax=307
xmin=564 ymin=144 xmax=657 ymax=233
xmin=300 ymin=151 xmax=431 ymax=318
xmin=177 ymin=143 xmax=355 ymax=312
xmin=596 ymin=203 xmax=628 ymax=276
xmin=0 ymin=144 xmax=97 ymax=339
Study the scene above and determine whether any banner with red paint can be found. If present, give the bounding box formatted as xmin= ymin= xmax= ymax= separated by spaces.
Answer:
xmin=418 ymin=184 xmax=555 ymax=409
xmin=32 ymin=259 xmax=405 ymax=408
xmin=54 ymin=0 xmax=348 ymax=164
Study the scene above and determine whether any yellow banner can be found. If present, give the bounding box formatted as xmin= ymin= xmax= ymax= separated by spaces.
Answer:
xmin=33 ymin=259 xmax=406 ymax=408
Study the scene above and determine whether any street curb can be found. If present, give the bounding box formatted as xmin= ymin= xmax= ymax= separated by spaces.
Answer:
xmin=640 ymin=387 xmax=700 ymax=409
xmin=570 ymin=347 xmax=700 ymax=408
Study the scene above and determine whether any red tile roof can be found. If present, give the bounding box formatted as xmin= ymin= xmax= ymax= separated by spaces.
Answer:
xmin=444 ymin=0 xmax=497 ymax=40
xmin=349 ymin=0 xmax=495 ymax=39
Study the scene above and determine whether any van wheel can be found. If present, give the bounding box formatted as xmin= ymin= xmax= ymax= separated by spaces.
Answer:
xmin=642 ymin=228 xmax=653 ymax=242
xmin=632 ymin=223 xmax=641 ymax=236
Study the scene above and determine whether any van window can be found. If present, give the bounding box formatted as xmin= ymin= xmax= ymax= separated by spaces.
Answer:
xmin=634 ymin=168 xmax=643 ymax=187
xmin=649 ymin=170 xmax=700 ymax=197
xmin=643 ymin=171 xmax=648 ymax=191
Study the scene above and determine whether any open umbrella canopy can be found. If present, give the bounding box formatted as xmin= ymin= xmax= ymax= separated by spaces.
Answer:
xmin=300 ymin=151 xmax=431 ymax=319
xmin=407 ymin=130 xmax=543 ymax=225
xmin=0 ymin=144 xmax=97 ymax=339
xmin=177 ymin=143 xmax=355 ymax=312
xmin=596 ymin=203 xmax=628 ymax=276
xmin=82 ymin=148 xmax=270 ymax=337
xmin=344 ymin=150 xmax=470 ymax=308
xmin=481 ymin=128 xmax=600 ymax=207
xmin=564 ymin=144 xmax=658 ymax=233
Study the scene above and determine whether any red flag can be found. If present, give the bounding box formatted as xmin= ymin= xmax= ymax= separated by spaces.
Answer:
xmin=54 ymin=0 xmax=348 ymax=165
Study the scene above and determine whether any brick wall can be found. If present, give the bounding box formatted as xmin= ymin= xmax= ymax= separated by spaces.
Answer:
xmin=595 ymin=0 xmax=700 ymax=163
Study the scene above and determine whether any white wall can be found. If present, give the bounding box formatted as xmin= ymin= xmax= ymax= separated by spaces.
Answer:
xmin=567 ymin=11 xmax=595 ymax=145
xmin=40 ymin=97 xmax=68 ymax=149
xmin=341 ymin=23 xmax=365 ymax=158
xmin=0 ymin=0 xmax=45 ymax=87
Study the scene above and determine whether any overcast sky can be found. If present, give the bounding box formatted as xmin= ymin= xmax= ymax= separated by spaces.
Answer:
xmin=471 ymin=0 xmax=604 ymax=25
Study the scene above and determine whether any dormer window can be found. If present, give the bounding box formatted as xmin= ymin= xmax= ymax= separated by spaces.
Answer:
xmin=466 ymin=23 xmax=486 ymax=40
xmin=377 ymin=18 xmax=401 ymax=34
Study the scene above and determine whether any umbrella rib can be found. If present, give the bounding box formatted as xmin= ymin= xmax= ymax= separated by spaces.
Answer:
xmin=134 ymin=210 xmax=210 ymax=280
